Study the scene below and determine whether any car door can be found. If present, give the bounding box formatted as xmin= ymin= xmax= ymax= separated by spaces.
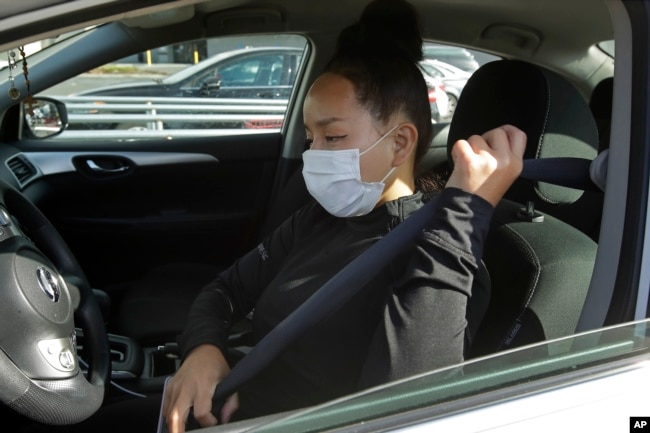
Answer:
xmin=8 ymin=30 xmax=309 ymax=297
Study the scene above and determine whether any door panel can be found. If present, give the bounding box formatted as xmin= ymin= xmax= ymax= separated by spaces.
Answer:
xmin=17 ymin=133 xmax=282 ymax=292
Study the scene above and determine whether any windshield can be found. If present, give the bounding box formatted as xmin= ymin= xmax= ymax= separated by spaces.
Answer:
xmin=251 ymin=319 xmax=650 ymax=432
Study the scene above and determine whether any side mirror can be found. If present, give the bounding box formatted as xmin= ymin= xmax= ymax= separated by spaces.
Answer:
xmin=199 ymin=78 xmax=221 ymax=96
xmin=21 ymin=97 xmax=68 ymax=139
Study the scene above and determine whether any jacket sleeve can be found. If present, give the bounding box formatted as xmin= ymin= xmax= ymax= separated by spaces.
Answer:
xmin=178 ymin=206 xmax=304 ymax=359
xmin=359 ymin=187 xmax=494 ymax=387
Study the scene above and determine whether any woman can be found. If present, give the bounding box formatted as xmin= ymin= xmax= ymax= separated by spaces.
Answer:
xmin=163 ymin=0 xmax=526 ymax=431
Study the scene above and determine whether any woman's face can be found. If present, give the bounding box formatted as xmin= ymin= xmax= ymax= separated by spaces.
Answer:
xmin=303 ymin=72 xmax=395 ymax=184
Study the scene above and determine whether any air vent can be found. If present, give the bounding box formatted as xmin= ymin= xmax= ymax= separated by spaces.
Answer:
xmin=6 ymin=154 xmax=38 ymax=187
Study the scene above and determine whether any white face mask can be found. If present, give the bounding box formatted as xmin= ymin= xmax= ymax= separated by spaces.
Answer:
xmin=302 ymin=124 xmax=398 ymax=217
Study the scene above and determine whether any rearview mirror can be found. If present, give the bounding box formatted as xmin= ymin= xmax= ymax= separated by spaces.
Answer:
xmin=21 ymin=97 xmax=68 ymax=139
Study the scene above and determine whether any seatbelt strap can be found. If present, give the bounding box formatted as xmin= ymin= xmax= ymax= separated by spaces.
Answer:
xmin=520 ymin=153 xmax=607 ymax=191
xmin=213 ymin=182 xmax=440 ymax=405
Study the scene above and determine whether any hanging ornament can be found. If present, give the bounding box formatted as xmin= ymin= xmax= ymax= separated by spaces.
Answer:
xmin=7 ymin=49 xmax=20 ymax=100
xmin=19 ymin=46 xmax=34 ymax=115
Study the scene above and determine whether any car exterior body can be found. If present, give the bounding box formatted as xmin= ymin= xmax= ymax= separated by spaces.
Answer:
xmin=419 ymin=59 xmax=471 ymax=118
xmin=422 ymin=44 xmax=481 ymax=73
xmin=0 ymin=0 xmax=648 ymax=432
xmin=425 ymin=78 xmax=450 ymax=123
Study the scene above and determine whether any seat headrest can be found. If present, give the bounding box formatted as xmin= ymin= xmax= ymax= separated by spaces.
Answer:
xmin=447 ymin=60 xmax=599 ymax=205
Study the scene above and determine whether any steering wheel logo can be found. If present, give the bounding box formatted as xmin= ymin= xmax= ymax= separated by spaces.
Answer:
xmin=36 ymin=266 xmax=61 ymax=302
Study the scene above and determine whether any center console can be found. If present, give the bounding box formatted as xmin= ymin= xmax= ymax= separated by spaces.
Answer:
xmin=76 ymin=329 xmax=181 ymax=394
xmin=76 ymin=289 xmax=254 ymax=396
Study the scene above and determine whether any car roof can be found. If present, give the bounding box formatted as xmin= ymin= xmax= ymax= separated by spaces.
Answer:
xmin=0 ymin=0 xmax=613 ymax=88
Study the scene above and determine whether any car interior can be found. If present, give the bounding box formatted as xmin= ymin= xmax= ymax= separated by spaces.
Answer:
xmin=1 ymin=0 xmax=646 ymax=431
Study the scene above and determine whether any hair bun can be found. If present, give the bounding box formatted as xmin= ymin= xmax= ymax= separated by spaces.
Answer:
xmin=336 ymin=0 xmax=423 ymax=63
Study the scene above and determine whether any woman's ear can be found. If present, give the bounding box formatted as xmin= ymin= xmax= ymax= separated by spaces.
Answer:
xmin=391 ymin=123 xmax=418 ymax=166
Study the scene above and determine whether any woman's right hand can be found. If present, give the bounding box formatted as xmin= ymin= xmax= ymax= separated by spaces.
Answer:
xmin=162 ymin=344 xmax=240 ymax=433
xmin=445 ymin=124 xmax=526 ymax=207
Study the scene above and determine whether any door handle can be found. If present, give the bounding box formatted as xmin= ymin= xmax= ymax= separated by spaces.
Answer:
xmin=73 ymin=155 xmax=134 ymax=178
xmin=86 ymin=159 xmax=130 ymax=174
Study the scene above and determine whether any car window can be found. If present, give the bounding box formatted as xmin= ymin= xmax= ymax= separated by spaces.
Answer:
xmin=184 ymin=54 xmax=280 ymax=88
xmin=217 ymin=57 xmax=262 ymax=86
xmin=599 ymin=39 xmax=615 ymax=57
xmin=210 ymin=53 xmax=299 ymax=87
xmin=419 ymin=63 xmax=444 ymax=79
xmin=421 ymin=43 xmax=500 ymax=120
xmin=38 ymin=34 xmax=308 ymax=141
xmin=249 ymin=320 xmax=650 ymax=432
xmin=33 ymin=36 xmax=498 ymax=141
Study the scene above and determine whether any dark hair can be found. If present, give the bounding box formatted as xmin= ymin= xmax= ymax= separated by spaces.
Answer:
xmin=324 ymin=0 xmax=437 ymax=192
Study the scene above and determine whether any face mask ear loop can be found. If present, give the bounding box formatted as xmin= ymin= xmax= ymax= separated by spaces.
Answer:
xmin=380 ymin=166 xmax=397 ymax=183
xmin=359 ymin=124 xmax=400 ymax=156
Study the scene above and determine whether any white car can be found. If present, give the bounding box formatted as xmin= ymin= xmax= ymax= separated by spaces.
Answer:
xmin=420 ymin=59 xmax=472 ymax=118
xmin=0 ymin=0 xmax=648 ymax=432
xmin=426 ymin=79 xmax=450 ymax=123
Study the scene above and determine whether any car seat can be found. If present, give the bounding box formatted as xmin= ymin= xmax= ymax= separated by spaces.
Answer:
xmin=446 ymin=60 xmax=599 ymax=358
xmin=590 ymin=76 xmax=614 ymax=152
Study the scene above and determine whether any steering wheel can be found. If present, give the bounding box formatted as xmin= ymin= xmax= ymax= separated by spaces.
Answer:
xmin=0 ymin=179 xmax=109 ymax=425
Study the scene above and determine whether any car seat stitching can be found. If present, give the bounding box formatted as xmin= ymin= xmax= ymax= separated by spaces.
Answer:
xmin=497 ymin=222 xmax=542 ymax=350
xmin=533 ymin=70 xmax=559 ymax=204
xmin=534 ymin=69 xmax=551 ymax=160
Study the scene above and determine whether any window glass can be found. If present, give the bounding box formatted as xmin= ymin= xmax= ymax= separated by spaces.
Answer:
xmin=33 ymin=37 xmax=499 ymax=141
xmin=38 ymin=34 xmax=307 ymax=141
xmin=251 ymin=320 xmax=650 ymax=433
xmin=420 ymin=42 xmax=500 ymax=121
xmin=599 ymin=40 xmax=615 ymax=57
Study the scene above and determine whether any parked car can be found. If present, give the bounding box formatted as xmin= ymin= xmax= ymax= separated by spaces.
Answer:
xmin=70 ymin=46 xmax=303 ymax=131
xmin=422 ymin=44 xmax=481 ymax=72
xmin=78 ymin=46 xmax=304 ymax=100
xmin=419 ymin=59 xmax=471 ymax=118
xmin=0 ymin=0 xmax=648 ymax=432
xmin=69 ymin=44 xmax=450 ymax=130
xmin=425 ymin=78 xmax=450 ymax=123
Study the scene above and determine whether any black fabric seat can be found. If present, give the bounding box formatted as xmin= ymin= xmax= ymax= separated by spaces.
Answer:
xmin=445 ymin=60 xmax=600 ymax=358
xmin=590 ymin=76 xmax=614 ymax=152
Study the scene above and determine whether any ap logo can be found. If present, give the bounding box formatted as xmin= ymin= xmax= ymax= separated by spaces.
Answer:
xmin=631 ymin=417 xmax=650 ymax=431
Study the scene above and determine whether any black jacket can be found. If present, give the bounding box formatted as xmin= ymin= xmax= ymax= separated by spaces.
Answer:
xmin=179 ymin=187 xmax=493 ymax=418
